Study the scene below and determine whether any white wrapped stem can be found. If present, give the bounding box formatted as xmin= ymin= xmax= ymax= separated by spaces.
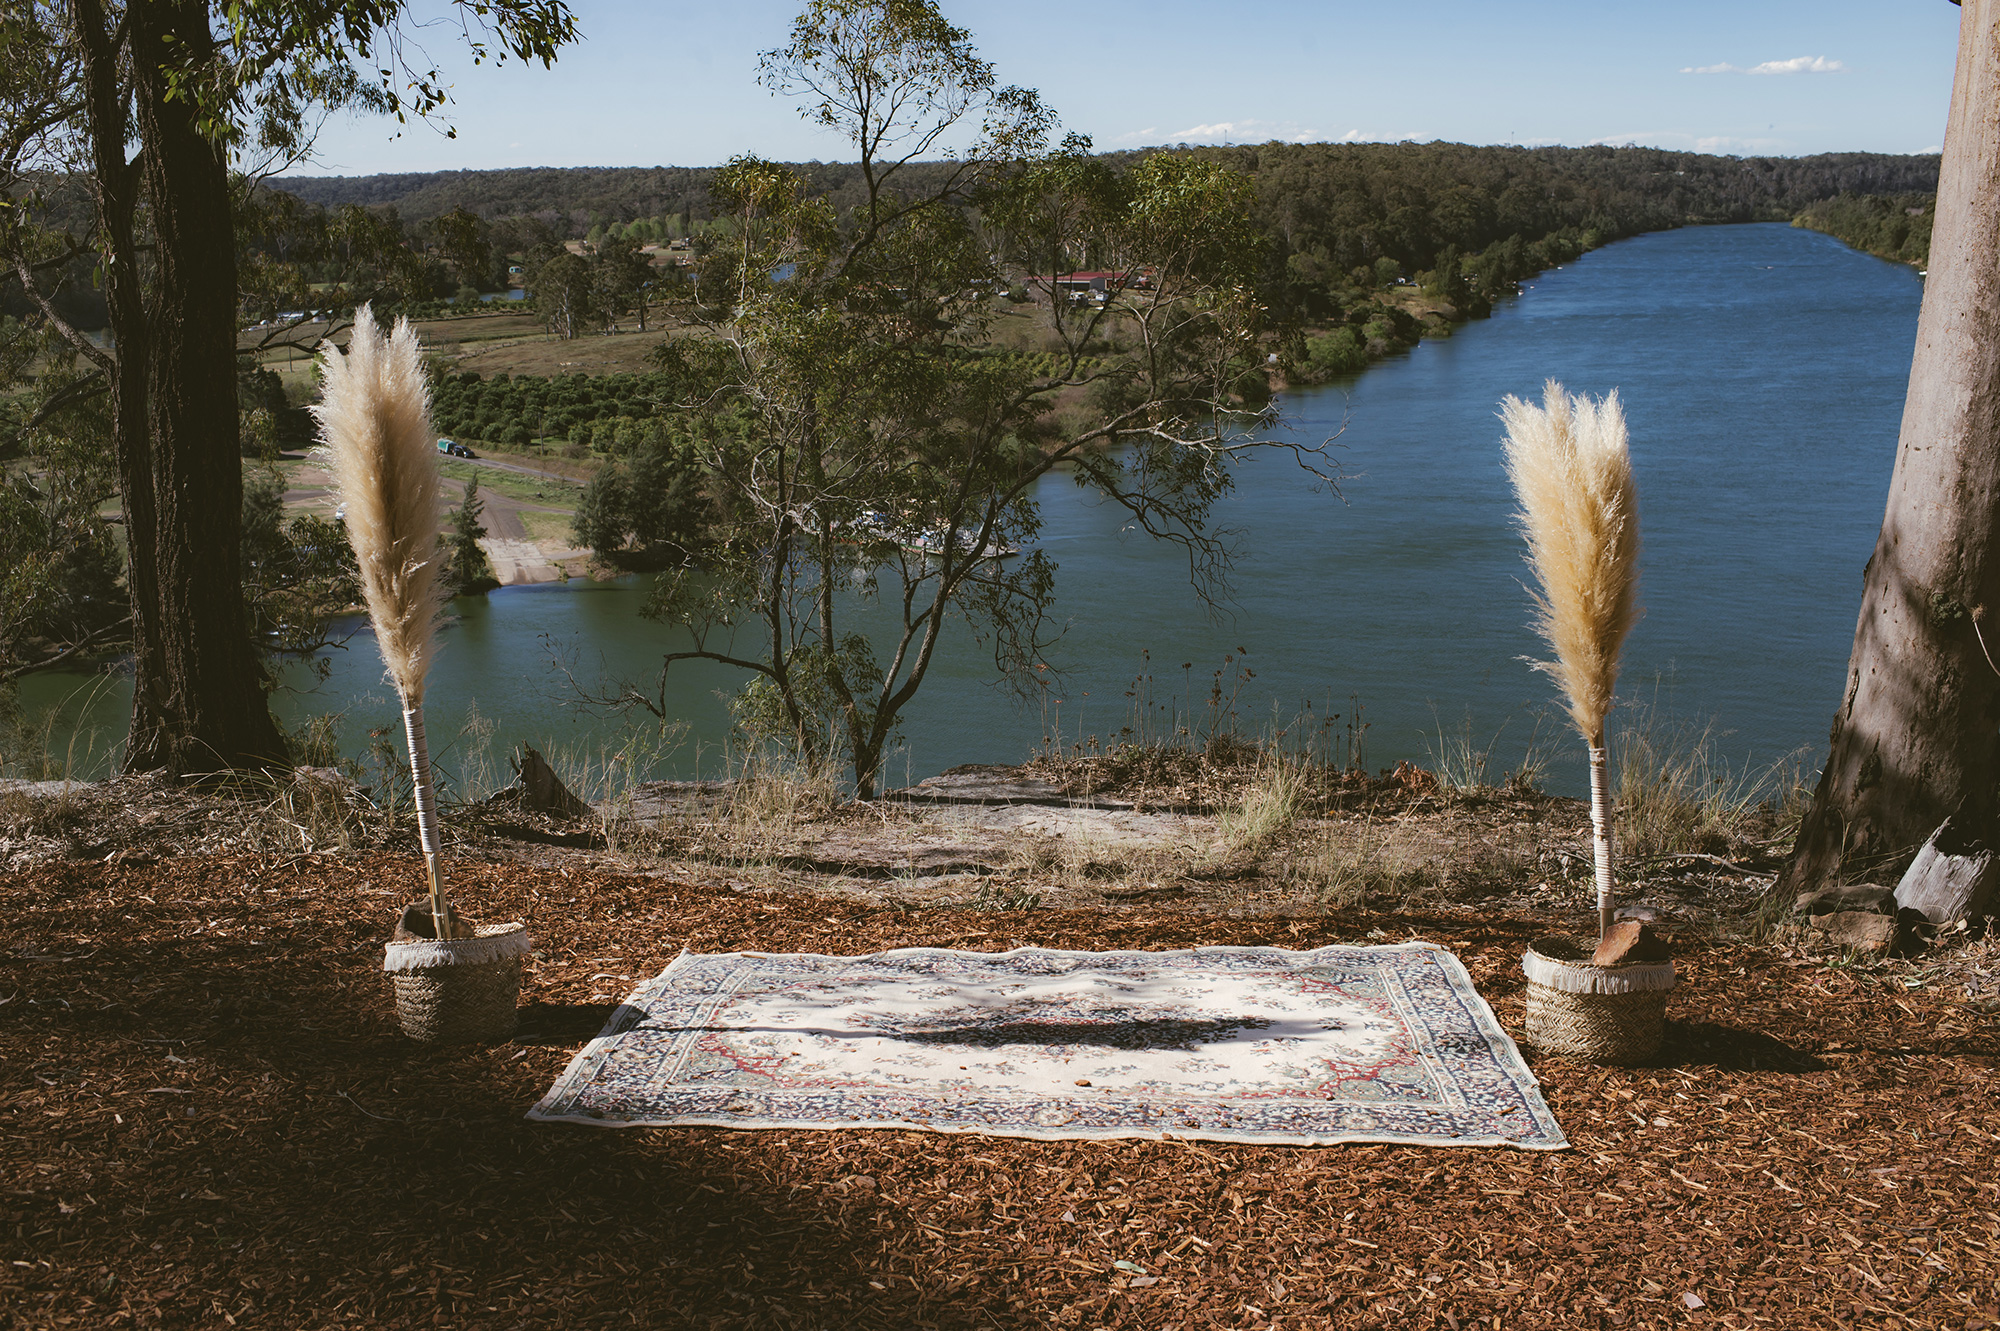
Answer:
xmin=402 ymin=703 xmax=453 ymax=936
xmin=402 ymin=704 xmax=441 ymax=854
xmin=1588 ymin=744 xmax=1614 ymax=935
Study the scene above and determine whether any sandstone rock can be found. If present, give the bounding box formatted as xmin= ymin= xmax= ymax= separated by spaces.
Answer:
xmin=1809 ymin=909 xmax=1897 ymax=955
xmin=1592 ymin=920 xmax=1672 ymax=967
xmin=1794 ymin=883 xmax=1896 ymax=917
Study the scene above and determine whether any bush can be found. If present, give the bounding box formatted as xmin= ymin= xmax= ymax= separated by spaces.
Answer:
xmin=1302 ymin=328 xmax=1367 ymax=379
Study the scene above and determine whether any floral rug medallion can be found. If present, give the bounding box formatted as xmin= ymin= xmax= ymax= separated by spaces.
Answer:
xmin=528 ymin=942 xmax=1567 ymax=1149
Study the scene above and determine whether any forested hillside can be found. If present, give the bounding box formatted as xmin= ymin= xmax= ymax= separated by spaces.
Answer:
xmin=1219 ymin=143 xmax=1936 ymax=303
xmin=1791 ymin=193 xmax=1935 ymax=268
xmin=269 ymin=143 xmax=1939 ymax=380
xmin=274 ymin=144 xmax=1939 ymax=243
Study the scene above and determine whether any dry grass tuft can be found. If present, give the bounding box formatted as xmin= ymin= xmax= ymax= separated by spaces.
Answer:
xmin=1213 ymin=756 xmax=1306 ymax=859
xmin=657 ymin=751 xmax=848 ymax=869
xmin=1284 ymin=816 xmax=1436 ymax=910
xmin=1615 ymin=708 xmax=1812 ymax=860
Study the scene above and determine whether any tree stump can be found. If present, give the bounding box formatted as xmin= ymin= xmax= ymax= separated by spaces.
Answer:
xmin=1895 ymin=817 xmax=2000 ymax=925
xmin=511 ymin=745 xmax=591 ymax=819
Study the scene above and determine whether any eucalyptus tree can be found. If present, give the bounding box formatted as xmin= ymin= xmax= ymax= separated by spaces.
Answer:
xmin=608 ymin=0 xmax=1337 ymax=798
xmin=592 ymin=232 xmax=654 ymax=330
xmin=1782 ymin=0 xmax=2000 ymax=896
xmin=0 ymin=0 xmax=574 ymax=776
xmin=534 ymin=250 xmax=591 ymax=340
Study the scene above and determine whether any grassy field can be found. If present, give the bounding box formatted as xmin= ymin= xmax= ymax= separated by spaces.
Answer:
xmin=249 ymin=310 xmax=675 ymax=385
xmin=439 ymin=325 xmax=676 ymax=378
xmin=518 ymin=509 xmax=579 ymax=544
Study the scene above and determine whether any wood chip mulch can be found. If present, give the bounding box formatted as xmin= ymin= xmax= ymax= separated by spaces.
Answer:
xmin=3 ymin=852 xmax=1997 ymax=1330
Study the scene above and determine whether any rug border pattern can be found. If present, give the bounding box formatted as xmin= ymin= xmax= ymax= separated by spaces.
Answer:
xmin=527 ymin=942 xmax=1569 ymax=1151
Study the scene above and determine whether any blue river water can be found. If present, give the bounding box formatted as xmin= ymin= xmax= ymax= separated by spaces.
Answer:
xmin=16 ymin=223 xmax=1922 ymax=792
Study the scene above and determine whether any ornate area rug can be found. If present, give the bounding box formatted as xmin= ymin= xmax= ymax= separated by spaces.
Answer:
xmin=528 ymin=942 xmax=1568 ymax=1149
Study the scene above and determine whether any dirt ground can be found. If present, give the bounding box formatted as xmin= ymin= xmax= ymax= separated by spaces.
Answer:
xmin=3 ymin=770 xmax=1998 ymax=1330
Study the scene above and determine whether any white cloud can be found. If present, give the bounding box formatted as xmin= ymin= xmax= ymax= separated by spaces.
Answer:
xmin=1115 ymin=122 xmax=1447 ymax=149
xmin=1585 ymin=130 xmax=1792 ymax=154
xmin=1696 ymin=134 xmax=1791 ymax=153
xmin=1682 ymin=55 xmax=1844 ymax=75
xmin=1161 ymin=118 xmax=1317 ymax=145
xmin=1330 ymin=128 xmax=1437 ymax=145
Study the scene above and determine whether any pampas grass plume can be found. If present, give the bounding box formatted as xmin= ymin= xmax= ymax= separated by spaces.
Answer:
xmin=1501 ymin=380 xmax=1642 ymax=745
xmin=315 ymin=306 xmax=443 ymax=706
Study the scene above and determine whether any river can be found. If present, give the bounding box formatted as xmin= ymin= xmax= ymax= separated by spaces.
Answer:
xmin=15 ymin=223 xmax=1923 ymax=796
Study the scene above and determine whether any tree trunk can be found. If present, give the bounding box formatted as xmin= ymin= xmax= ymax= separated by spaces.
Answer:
xmin=87 ymin=0 xmax=285 ymax=776
xmin=1779 ymin=0 xmax=2000 ymax=897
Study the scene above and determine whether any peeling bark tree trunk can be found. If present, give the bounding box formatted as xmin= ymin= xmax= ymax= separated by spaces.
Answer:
xmin=1779 ymin=0 xmax=2000 ymax=897
xmin=77 ymin=0 xmax=285 ymax=776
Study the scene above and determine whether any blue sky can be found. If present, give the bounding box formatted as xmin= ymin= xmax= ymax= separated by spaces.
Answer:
xmin=283 ymin=0 xmax=1961 ymax=178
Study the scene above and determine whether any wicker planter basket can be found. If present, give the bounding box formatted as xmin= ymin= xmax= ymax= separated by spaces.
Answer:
xmin=1522 ymin=936 xmax=1676 ymax=1065
xmin=383 ymin=922 xmax=531 ymax=1043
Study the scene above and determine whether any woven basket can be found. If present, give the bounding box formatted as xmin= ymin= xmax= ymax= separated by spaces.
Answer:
xmin=1522 ymin=935 xmax=1676 ymax=1065
xmin=383 ymin=922 xmax=531 ymax=1043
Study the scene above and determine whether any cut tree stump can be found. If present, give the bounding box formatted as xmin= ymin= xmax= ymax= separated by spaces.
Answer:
xmin=511 ymin=745 xmax=591 ymax=819
xmin=1895 ymin=817 xmax=2000 ymax=925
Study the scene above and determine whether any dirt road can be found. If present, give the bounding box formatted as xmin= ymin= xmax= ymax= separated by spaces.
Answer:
xmin=279 ymin=452 xmax=593 ymax=585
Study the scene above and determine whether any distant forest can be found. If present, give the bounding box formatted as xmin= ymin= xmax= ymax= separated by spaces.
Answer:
xmin=17 ymin=145 xmax=1937 ymax=338
xmin=274 ymin=143 xmax=1939 ymax=241
xmin=273 ymin=143 xmax=1939 ymax=275
xmin=270 ymin=143 xmax=1940 ymax=369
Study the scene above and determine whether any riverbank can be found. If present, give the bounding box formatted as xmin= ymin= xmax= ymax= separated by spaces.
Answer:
xmin=1792 ymin=193 xmax=1933 ymax=269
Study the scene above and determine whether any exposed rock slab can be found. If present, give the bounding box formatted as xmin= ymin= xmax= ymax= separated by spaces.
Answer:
xmin=617 ymin=770 xmax=1204 ymax=880
xmin=888 ymin=765 xmax=1138 ymax=809
xmin=786 ymin=803 xmax=1207 ymax=877
xmin=1804 ymin=910 xmax=1899 ymax=956
xmin=1795 ymin=883 xmax=1897 ymax=917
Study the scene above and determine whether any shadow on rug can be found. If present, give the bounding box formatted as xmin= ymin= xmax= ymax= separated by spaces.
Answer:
xmin=515 ymin=1001 xmax=627 ymax=1045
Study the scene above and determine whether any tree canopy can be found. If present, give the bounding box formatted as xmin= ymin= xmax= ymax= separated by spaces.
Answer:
xmin=569 ymin=0 xmax=1336 ymax=798
xmin=0 ymin=0 xmax=575 ymax=774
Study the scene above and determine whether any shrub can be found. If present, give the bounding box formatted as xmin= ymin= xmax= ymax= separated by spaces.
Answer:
xmin=1303 ymin=327 xmax=1367 ymax=379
